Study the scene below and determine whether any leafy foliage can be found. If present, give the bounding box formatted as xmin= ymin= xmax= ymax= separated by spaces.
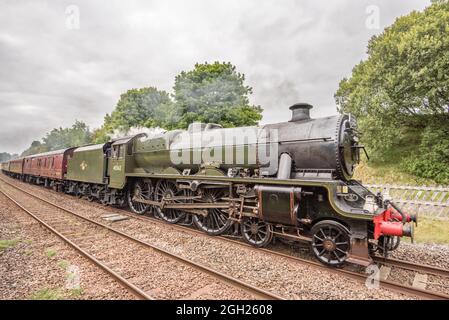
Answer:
xmin=105 ymin=87 xmax=174 ymax=131
xmin=335 ymin=1 xmax=449 ymax=183
xmin=97 ymin=62 xmax=262 ymax=139
xmin=17 ymin=62 xmax=263 ymax=154
xmin=93 ymin=87 xmax=174 ymax=141
xmin=172 ymin=62 xmax=263 ymax=129
xmin=21 ymin=121 xmax=92 ymax=156
xmin=403 ymin=123 xmax=449 ymax=183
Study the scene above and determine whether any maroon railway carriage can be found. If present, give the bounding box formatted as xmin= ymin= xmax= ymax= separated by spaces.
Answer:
xmin=23 ymin=148 xmax=76 ymax=188
xmin=7 ymin=158 xmax=24 ymax=178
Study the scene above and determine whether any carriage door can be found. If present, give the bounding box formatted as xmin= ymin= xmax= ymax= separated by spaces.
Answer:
xmin=109 ymin=143 xmax=126 ymax=189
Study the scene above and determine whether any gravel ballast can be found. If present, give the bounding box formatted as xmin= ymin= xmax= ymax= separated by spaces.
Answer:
xmin=0 ymin=175 xmax=424 ymax=300
xmin=0 ymin=182 xmax=256 ymax=300
xmin=0 ymin=191 xmax=135 ymax=300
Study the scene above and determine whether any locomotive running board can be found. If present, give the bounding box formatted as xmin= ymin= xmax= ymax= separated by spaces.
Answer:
xmin=346 ymin=238 xmax=372 ymax=267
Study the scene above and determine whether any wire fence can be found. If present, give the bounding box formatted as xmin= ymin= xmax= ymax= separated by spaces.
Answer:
xmin=365 ymin=184 xmax=449 ymax=220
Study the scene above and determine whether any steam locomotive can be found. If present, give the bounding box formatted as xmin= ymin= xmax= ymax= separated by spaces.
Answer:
xmin=1 ymin=103 xmax=417 ymax=266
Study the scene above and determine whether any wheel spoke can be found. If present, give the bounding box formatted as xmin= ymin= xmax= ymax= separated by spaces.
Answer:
xmin=332 ymin=231 xmax=342 ymax=241
xmin=320 ymin=229 xmax=327 ymax=238
xmin=332 ymin=251 xmax=341 ymax=262
xmin=210 ymin=213 xmax=218 ymax=230
xmin=216 ymin=211 xmax=226 ymax=226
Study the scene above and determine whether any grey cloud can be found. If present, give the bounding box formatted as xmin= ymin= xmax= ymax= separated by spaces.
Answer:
xmin=0 ymin=0 xmax=429 ymax=153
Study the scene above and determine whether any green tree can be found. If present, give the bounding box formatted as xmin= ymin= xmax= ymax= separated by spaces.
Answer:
xmin=21 ymin=121 xmax=92 ymax=156
xmin=172 ymin=62 xmax=263 ymax=128
xmin=42 ymin=121 xmax=92 ymax=150
xmin=335 ymin=1 xmax=449 ymax=183
xmin=91 ymin=114 xmax=113 ymax=144
xmin=21 ymin=140 xmax=49 ymax=156
xmin=105 ymin=87 xmax=174 ymax=132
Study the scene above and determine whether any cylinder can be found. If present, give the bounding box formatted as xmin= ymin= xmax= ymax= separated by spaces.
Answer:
xmin=277 ymin=153 xmax=292 ymax=179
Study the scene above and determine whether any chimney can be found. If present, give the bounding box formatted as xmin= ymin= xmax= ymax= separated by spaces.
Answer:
xmin=289 ymin=103 xmax=313 ymax=122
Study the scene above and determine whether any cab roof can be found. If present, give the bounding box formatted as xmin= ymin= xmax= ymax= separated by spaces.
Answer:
xmin=111 ymin=133 xmax=147 ymax=146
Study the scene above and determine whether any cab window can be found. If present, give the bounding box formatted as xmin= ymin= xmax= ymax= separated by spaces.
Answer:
xmin=113 ymin=145 xmax=125 ymax=159
xmin=119 ymin=145 xmax=125 ymax=158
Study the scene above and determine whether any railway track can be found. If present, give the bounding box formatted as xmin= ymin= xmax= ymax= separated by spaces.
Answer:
xmin=1 ymin=175 xmax=449 ymax=300
xmin=0 ymin=180 xmax=284 ymax=300
xmin=163 ymin=223 xmax=449 ymax=300
xmin=372 ymin=256 xmax=449 ymax=279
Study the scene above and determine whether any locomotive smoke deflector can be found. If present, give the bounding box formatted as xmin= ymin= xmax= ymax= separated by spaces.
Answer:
xmin=289 ymin=103 xmax=313 ymax=122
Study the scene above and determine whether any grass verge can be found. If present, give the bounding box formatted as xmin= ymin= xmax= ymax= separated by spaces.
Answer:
xmin=354 ymin=161 xmax=440 ymax=186
xmin=409 ymin=216 xmax=449 ymax=245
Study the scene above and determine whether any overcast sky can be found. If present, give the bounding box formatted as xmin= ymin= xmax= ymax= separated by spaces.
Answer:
xmin=0 ymin=0 xmax=430 ymax=154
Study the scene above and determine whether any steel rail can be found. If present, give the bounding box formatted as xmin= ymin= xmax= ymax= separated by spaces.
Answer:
xmin=372 ymin=256 xmax=449 ymax=279
xmin=0 ymin=188 xmax=154 ymax=300
xmin=115 ymin=203 xmax=449 ymax=300
xmin=0 ymin=178 xmax=283 ymax=300
xmin=2 ymin=175 xmax=448 ymax=300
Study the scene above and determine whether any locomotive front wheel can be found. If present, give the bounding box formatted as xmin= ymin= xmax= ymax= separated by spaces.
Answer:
xmin=241 ymin=217 xmax=273 ymax=247
xmin=154 ymin=180 xmax=186 ymax=224
xmin=128 ymin=180 xmax=152 ymax=215
xmin=192 ymin=189 xmax=232 ymax=236
xmin=311 ymin=220 xmax=350 ymax=267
